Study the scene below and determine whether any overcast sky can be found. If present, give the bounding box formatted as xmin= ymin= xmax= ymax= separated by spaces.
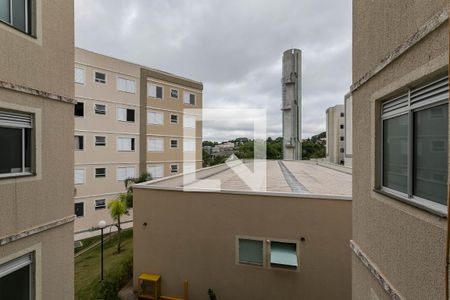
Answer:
xmin=75 ymin=0 xmax=352 ymax=141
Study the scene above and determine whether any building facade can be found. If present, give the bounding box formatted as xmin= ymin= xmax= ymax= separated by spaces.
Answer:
xmin=0 ymin=1 xmax=75 ymax=299
xmin=326 ymin=104 xmax=345 ymax=165
xmin=344 ymin=93 xmax=352 ymax=167
xmin=352 ymin=1 xmax=448 ymax=299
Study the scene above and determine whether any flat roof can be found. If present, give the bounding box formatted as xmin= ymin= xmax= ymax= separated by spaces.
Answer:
xmin=137 ymin=160 xmax=352 ymax=199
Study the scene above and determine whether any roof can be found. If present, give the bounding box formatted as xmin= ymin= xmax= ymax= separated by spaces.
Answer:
xmin=136 ymin=160 xmax=352 ymax=199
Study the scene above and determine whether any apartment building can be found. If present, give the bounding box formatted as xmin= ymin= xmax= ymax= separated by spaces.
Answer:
xmin=352 ymin=1 xmax=448 ymax=299
xmin=140 ymin=67 xmax=203 ymax=178
xmin=344 ymin=93 xmax=352 ymax=167
xmin=325 ymin=104 xmax=345 ymax=165
xmin=74 ymin=48 xmax=140 ymax=238
xmin=0 ymin=1 xmax=75 ymax=299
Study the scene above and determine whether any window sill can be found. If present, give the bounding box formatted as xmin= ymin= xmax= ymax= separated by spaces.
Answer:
xmin=374 ymin=188 xmax=447 ymax=217
xmin=0 ymin=172 xmax=34 ymax=179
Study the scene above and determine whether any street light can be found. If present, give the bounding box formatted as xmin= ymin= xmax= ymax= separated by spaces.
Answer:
xmin=97 ymin=220 xmax=107 ymax=281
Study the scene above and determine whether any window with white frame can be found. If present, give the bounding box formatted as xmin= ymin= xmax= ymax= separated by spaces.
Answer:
xmin=147 ymin=111 xmax=164 ymax=125
xmin=94 ymin=71 xmax=106 ymax=84
xmin=117 ymin=137 xmax=135 ymax=152
xmin=148 ymin=138 xmax=164 ymax=152
xmin=116 ymin=166 xmax=135 ymax=181
xmin=147 ymin=164 xmax=164 ymax=179
xmin=0 ymin=110 xmax=33 ymax=177
xmin=74 ymin=102 xmax=84 ymax=117
xmin=117 ymin=77 xmax=136 ymax=93
xmin=170 ymin=164 xmax=178 ymax=174
xmin=238 ymin=238 xmax=264 ymax=266
xmin=170 ymin=139 xmax=178 ymax=149
xmin=269 ymin=241 xmax=298 ymax=269
xmin=75 ymin=202 xmax=84 ymax=217
xmin=183 ymin=138 xmax=196 ymax=152
xmin=94 ymin=104 xmax=106 ymax=115
xmin=0 ymin=0 xmax=33 ymax=35
xmin=95 ymin=168 xmax=106 ymax=178
xmin=170 ymin=89 xmax=179 ymax=99
xmin=183 ymin=91 xmax=196 ymax=105
xmin=117 ymin=107 xmax=135 ymax=122
xmin=170 ymin=114 xmax=178 ymax=124
xmin=95 ymin=136 xmax=106 ymax=146
xmin=148 ymin=84 xmax=163 ymax=99
xmin=74 ymin=169 xmax=85 ymax=185
xmin=74 ymin=135 xmax=84 ymax=150
xmin=95 ymin=199 xmax=106 ymax=210
xmin=0 ymin=253 xmax=34 ymax=299
xmin=75 ymin=67 xmax=85 ymax=84
xmin=380 ymin=75 xmax=448 ymax=211
xmin=183 ymin=115 xmax=196 ymax=128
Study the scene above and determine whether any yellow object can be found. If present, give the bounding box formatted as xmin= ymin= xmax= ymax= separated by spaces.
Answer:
xmin=138 ymin=273 xmax=161 ymax=300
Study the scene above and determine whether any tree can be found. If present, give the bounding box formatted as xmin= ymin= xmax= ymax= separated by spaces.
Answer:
xmin=107 ymin=194 xmax=128 ymax=253
xmin=123 ymin=172 xmax=152 ymax=208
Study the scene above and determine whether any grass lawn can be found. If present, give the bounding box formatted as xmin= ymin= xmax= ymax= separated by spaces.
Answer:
xmin=75 ymin=229 xmax=133 ymax=300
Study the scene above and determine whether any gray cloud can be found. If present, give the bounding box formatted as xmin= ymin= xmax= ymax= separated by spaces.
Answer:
xmin=75 ymin=0 xmax=352 ymax=141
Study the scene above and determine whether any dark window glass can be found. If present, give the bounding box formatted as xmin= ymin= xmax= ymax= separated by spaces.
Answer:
xmin=131 ymin=138 xmax=135 ymax=151
xmin=189 ymin=94 xmax=196 ymax=105
xmin=171 ymin=140 xmax=178 ymax=148
xmin=74 ymin=102 xmax=84 ymax=117
xmin=156 ymin=86 xmax=163 ymax=99
xmin=340 ymin=113 xmax=344 ymax=117
xmin=171 ymin=89 xmax=178 ymax=98
xmin=414 ymin=104 xmax=448 ymax=205
xmin=383 ymin=114 xmax=408 ymax=194
xmin=95 ymin=136 xmax=106 ymax=146
xmin=239 ymin=239 xmax=263 ymax=266
xmin=95 ymin=104 xmax=106 ymax=115
xmin=0 ymin=264 xmax=31 ymax=300
xmin=340 ymin=148 xmax=344 ymax=153
xmin=0 ymin=127 xmax=23 ymax=174
xmin=340 ymin=124 xmax=344 ymax=129
xmin=170 ymin=114 xmax=178 ymax=123
xmin=95 ymin=72 xmax=106 ymax=83
xmin=12 ymin=0 xmax=26 ymax=32
xmin=340 ymin=136 xmax=344 ymax=141
xmin=95 ymin=168 xmax=106 ymax=178
xmin=74 ymin=203 xmax=84 ymax=217
xmin=126 ymin=109 xmax=135 ymax=122
xmin=74 ymin=136 xmax=84 ymax=150
xmin=95 ymin=199 xmax=106 ymax=210
xmin=0 ymin=0 xmax=10 ymax=23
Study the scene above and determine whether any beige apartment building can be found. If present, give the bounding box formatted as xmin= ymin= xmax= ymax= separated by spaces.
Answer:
xmin=352 ymin=1 xmax=448 ymax=299
xmin=344 ymin=93 xmax=352 ymax=168
xmin=0 ymin=1 xmax=75 ymax=299
xmin=133 ymin=160 xmax=352 ymax=299
xmin=326 ymin=104 xmax=345 ymax=165
xmin=74 ymin=49 xmax=203 ymax=238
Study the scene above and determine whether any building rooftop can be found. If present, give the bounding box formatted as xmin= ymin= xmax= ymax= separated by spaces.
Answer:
xmin=138 ymin=160 xmax=352 ymax=198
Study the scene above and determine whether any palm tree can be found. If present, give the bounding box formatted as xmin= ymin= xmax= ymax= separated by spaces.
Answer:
xmin=107 ymin=194 xmax=128 ymax=253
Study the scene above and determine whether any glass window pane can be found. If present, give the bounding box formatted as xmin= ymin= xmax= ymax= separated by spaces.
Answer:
xmin=12 ymin=0 xmax=26 ymax=32
xmin=0 ymin=0 xmax=10 ymax=23
xmin=0 ymin=127 xmax=23 ymax=174
xmin=414 ymin=104 xmax=448 ymax=205
xmin=270 ymin=241 xmax=298 ymax=268
xmin=0 ymin=265 xmax=31 ymax=300
xmin=239 ymin=239 xmax=263 ymax=265
xmin=383 ymin=114 xmax=408 ymax=193
xmin=24 ymin=128 xmax=31 ymax=171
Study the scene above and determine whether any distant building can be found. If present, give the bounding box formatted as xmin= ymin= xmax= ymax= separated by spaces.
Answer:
xmin=0 ymin=1 xmax=75 ymax=298
xmin=352 ymin=1 xmax=448 ymax=299
xmin=344 ymin=93 xmax=352 ymax=167
xmin=325 ymin=105 xmax=345 ymax=165
xmin=211 ymin=142 xmax=235 ymax=157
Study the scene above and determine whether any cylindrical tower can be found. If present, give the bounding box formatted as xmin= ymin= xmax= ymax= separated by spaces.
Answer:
xmin=281 ymin=49 xmax=302 ymax=160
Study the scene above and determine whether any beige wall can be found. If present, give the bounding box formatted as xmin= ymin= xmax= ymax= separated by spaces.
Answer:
xmin=352 ymin=0 xmax=448 ymax=299
xmin=326 ymin=105 xmax=345 ymax=165
xmin=344 ymin=94 xmax=352 ymax=168
xmin=133 ymin=188 xmax=352 ymax=300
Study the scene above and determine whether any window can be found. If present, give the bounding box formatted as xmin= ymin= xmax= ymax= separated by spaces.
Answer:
xmin=117 ymin=137 xmax=135 ymax=152
xmin=148 ymin=84 xmax=163 ymax=99
xmin=269 ymin=241 xmax=298 ymax=269
xmin=170 ymin=139 xmax=178 ymax=149
xmin=170 ymin=89 xmax=178 ymax=98
xmin=340 ymin=112 xmax=345 ymax=117
xmin=74 ymin=102 xmax=84 ymax=117
xmin=147 ymin=164 xmax=164 ymax=179
xmin=148 ymin=138 xmax=164 ymax=152
xmin=0 ymin=253 xmax=34 ymax=300
xmin=147 ymin=111 xmax=164 ymax=125
xmin=380 ymin=76 xmax=448 ymax=210
xmin=170 ymin=114 xmax=178 ymax=124
xmin=75 ymin=202 xmax=84 ymax=217
xmin=116 ymin=166 xmax=135 ymax=181
xmin=340 ymin=136 xmax=344 ymax=141
xmin=183 ymin=139 xmax=196 ymax=152
xmin=170 ymin=164 xmax=178 ymax=174
xmin=117 ymin=77 xmax=136 ymax=93
xmin=95 ymin=199 xmax=106 ymax=210
xmin=74 ymin=169 xmax=85 ymax=185
xmin=183 ymin=92 xmax=196 ymax=105
xmin=183 ymin=115 xmax=196 ymax=128
xmin=238 ymin=238 xmax=263 ymax=266
xmin=94 ymin=104 xmax=106 ymax=115
xmin=0 ymin=0 xmax=33 ymax=35
xmin=74 ymin=135 xmax=84 ymax=150
xmin=0 ymin=110 xmax=32 ymax=177
xmin=340 ymin=148 xmax=344 ymax=153
xmin=117 ymin=108 xmax=135 ymax=122
xmin=94 ymin=72 xmax=106 ymax=84
xmin=95 ymin=168 xmax=106 ymax=178
xmin=340 ymin=124 xmax=344 ymax=129
xmin=75 ymin=67 xmax=85 ymax=84
xmin=95 ymin=136 xmax=106 ymax=146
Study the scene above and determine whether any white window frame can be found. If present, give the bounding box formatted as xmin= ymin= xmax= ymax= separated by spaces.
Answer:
xmin=94 ymin=199 xmax=106 ymax=210
xmin=267 ymin=238 xmax=300 ymax=271
xmin=170 ymin=114 xmax=178 ymax=124
xmin=117 ymin=107 xmax=135 ymax=123
xmin=116 ymin=166 xmax=136 ymax=181
xmin=74 ymin=168 xmax=85 ymax=185
xmin=75 ymin=202 xmax=84 ymax=218
xmin=170 ymin=163 xmax=179 ymax=174
xmin=147 ymin=83 xmax=163 ymax=99
xmin=94 ymin=103 xmax=107 ymax=115
xmin=94 ymin=71 xmax=107 ymax=84
xmin=74 ymin=102 xmax=84 ymax=118
xmin=74 ymin=135 xmax=84 ymax=151
xmin=147 ymin=111 xmax=164 ymax=125
xmin=0 ymin=252 xmax=34 ymax=300
xmin=170 ymin=138 xmax=179 ymax=149
xmin=147 ymin=164 xmax=164 ymax=179
xmin=147 ymin=137 xmax=164 ymax=152
xmin=183 ymin=91 xmax=196 ymax=105
xmin=94 ymin=136 xmax=106 ymax=146
xmin=95 ymin=167 xmax=107 ymax=178
xmin=170 ymin=88 xmax=179 ymax=99
xmin=116 ymin=137 xmax=135 ymax=152
xmin=75 ymin=67 xmax=85 ymax=85
xmin=116 ymin=77 xmax=136 ymax=94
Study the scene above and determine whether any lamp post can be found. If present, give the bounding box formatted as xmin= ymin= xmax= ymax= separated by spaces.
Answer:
xmin=97 ymin=220 xmax=107 ymax=281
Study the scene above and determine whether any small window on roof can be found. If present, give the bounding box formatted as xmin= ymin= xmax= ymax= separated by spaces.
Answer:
xmin=270 ymin=241 xmax=298 ymax=269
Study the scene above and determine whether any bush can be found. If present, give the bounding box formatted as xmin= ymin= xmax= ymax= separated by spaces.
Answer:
xmin=96 ymin=253 xmax=133 ymax=300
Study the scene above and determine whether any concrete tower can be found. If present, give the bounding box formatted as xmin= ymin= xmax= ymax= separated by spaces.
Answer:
xmin=282 ymin=49 xmax=302 ymax=160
